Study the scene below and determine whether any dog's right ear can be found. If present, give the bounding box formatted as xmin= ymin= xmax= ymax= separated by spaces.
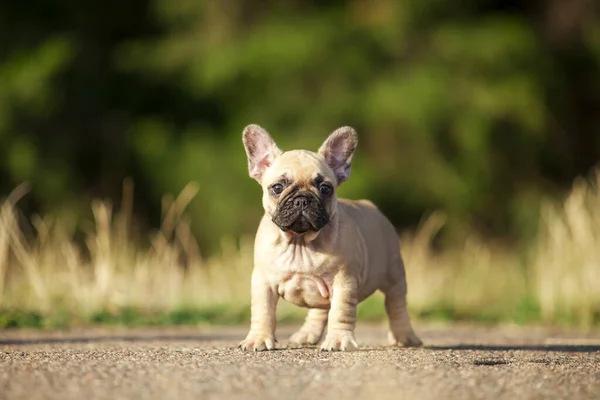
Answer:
xmin=318 ymin=126 xmax=358 ymax=185
xmin=242 ymin=124 xmax=282 ymax=182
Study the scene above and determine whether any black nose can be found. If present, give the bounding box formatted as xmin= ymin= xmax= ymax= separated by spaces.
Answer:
xmin=293 ymin=196 xmax=309 ymax=208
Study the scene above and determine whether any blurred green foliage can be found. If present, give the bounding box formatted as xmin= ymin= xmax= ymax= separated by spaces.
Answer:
xmin=0 ymin=0 xmax=599 ymax=253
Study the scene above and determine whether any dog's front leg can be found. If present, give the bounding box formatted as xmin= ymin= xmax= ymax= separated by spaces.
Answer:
xmin=320 ymin=274 xmax=359 ymax=351
xmin=239 ymin=270 xmax=279 ymax=351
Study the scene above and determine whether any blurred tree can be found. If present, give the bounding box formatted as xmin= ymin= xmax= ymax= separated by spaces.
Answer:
xmin=0 ymin=0 xmax=599 ymax=254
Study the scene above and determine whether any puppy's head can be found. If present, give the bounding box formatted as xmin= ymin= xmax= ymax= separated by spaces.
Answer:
xmin=242 ymin=124 xmax=358 ymax=235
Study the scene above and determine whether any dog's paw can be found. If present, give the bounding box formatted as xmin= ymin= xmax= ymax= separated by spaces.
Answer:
xmin=288 ymin=329 xmax=323 ymax=346
xmin=238 ymin=333 xmax=277 ymax=352
xmin=320 ymin=330 xmax=358 ymax=352
xmin=388 ymin=330 xmax=423 ymax=347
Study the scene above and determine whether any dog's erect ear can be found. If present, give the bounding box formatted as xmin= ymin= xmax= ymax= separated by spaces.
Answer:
xmin=318 ymin=126 xmax=358 ymax=185
xmin=242 ymin=124 xmax=282 ymax=182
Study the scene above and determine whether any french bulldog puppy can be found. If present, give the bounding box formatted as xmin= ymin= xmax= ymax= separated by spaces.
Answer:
xmin=239 ymin=124 xmax=422 ymax=351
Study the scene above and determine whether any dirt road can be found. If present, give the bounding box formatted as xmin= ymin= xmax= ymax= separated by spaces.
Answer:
xmin=1 ymin=323 xmax=599 ymax=400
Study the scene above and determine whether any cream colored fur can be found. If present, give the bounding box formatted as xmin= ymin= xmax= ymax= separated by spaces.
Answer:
xmin=239 ymin=125 xmax=422 ymax=351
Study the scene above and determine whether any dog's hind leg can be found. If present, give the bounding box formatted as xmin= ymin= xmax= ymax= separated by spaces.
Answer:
xmin=288 ymin=308 xmax=328 ymax=346
xmin=383 ymin=279 xmax=422 ymax=347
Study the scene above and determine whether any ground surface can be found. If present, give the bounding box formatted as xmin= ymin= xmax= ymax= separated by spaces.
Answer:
xmin=1 ymin=323 xmax=599 ymax=400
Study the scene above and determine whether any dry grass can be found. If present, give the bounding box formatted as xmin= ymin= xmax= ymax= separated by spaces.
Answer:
xmin=0 ymin=180 xmax=253 ymax=321
xmin=0 ymin=172 xmax=599 ymax=328
xmin=400 ymin=212 xmax=527 ymax=320
xmin=532 ymin=172 xmax=600 ymax=325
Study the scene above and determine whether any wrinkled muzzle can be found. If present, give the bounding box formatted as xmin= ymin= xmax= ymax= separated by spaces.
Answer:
xmin=272 ymin=190 xmax=330 ymax=233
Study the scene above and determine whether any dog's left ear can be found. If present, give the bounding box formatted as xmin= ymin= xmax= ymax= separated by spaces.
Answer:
xmin=318 ymin=126 xmax=358 ymax=185
xmin=242 ymin=124 xmax=282 ymax=183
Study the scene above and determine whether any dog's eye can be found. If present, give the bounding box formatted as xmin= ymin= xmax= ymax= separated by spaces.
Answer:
xmin=319 ymin=183 xmax=333 ymax=196
xmin=271 ymin=183 xmax=284 ymax=195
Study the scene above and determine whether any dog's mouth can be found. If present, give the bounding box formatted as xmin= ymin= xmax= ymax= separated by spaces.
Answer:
xmin=272 ymin=192 xmax=330 ymax=234
xmin=281 ymin=215 xmax=319 ymax=234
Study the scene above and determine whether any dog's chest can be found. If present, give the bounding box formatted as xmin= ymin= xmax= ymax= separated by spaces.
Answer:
xmin=277 ymin=273 xmax=332 ymax=309
xmin=268 ymin=244 xmax=335 ymax=309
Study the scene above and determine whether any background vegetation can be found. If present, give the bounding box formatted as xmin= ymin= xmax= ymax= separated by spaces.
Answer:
xmin=0 ymin=0 xmax=599 ymax=328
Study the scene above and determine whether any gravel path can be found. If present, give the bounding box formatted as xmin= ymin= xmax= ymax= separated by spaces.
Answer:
xmin=1 ymin=323 xmax=599 ymax=400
